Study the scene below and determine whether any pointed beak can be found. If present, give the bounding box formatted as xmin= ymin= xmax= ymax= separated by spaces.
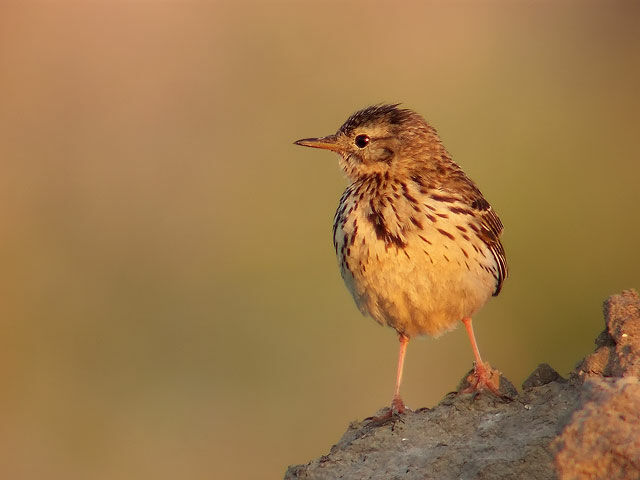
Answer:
xmin=294 ymin=135 xmax=341 ymax=152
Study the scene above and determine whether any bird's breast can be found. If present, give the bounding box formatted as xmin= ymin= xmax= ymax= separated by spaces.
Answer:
xmin=332 ymin=177 xmax=500 ymax=337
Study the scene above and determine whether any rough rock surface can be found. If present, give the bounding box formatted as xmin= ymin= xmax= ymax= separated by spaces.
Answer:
xmin=285 ymin=289 xmax=640 ymax=480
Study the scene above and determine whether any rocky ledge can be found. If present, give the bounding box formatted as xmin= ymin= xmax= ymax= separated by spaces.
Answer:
xmin=285 ymin=289 xmax=640 ymax=480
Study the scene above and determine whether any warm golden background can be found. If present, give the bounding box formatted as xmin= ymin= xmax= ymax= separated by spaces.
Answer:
xmin=1 ymin=1 xmax=639 ymax=479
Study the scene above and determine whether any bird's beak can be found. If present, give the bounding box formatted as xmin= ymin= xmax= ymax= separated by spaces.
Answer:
xmin=294 ymin=135 xmax=341 ymax=152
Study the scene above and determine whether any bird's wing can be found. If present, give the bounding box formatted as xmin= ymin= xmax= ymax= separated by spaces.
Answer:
xmin=470 ymin=195 xmax=507 ymax=295
xmin=440 ymin=171 xmax=508 ymax=296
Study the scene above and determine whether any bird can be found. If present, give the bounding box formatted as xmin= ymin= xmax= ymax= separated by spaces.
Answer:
xmin=294 ymin=104 xmax=508 ymax=417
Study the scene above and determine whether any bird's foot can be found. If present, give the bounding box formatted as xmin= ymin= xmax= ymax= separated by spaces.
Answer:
xmin=459 ymin=362 xmax=512 ymax=400
xmin=368 ymin=395 xmax=409 ymax=425
xmin=391 ymin=394 xmax=407 ymax=415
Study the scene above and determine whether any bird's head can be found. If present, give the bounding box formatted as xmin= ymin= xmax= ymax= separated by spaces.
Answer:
xmin=295 ymin=104 xmax=443 ymax=180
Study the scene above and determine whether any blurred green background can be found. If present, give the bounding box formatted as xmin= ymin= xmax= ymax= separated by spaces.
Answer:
xmin=1 ymin=1 xmax=639 ymax=479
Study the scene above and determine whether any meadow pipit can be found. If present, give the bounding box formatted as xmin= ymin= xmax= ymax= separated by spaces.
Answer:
xmin=294 ymin=104 xmax=508 ymax=416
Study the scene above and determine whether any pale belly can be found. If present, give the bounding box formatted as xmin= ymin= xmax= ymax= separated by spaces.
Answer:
xmin=337 ymin=213 xmax=499 ymax=338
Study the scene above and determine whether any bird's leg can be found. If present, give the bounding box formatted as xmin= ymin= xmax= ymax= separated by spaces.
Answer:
xmin=371 ymin=333 xmax=410 ymax=423
xmin=460 ymin=317 xmax=502 ymax=396
xmin=391 ymin=333 xmax=409 ymax=414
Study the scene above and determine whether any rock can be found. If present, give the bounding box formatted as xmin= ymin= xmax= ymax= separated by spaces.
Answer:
xmin=552 ymin=377 xmax=640 ymax=480
xmin=285 ymin=289 xmax=640 ymax=480
xmin=576 ymin=289 xmax=640 ymax=378
xmin=522 ymin=363 xmax=563 ymax=389
xmin=605 ymin=290 xmax=640 ymax=377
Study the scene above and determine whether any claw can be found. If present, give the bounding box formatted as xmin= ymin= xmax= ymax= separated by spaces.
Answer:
xmin=370 ymin=407 xmax=408 ymax=426
xmin=369 ymin=394 xmax=409 ymax=425
xmin=460 ymin=361 xmax=512 ymax=400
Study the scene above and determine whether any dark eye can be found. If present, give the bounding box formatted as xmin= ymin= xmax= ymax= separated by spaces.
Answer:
xmin=354 ymin=134 xmax=370 ymax=148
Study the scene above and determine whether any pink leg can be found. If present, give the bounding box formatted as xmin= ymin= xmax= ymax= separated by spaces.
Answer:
xmin=460 ymin=317 xmax=502 ymax=396
xmin=372 ymin=333 xmax=410 ymax=422
xmin=391 ymin=333 xmax=409 ymax=413
xmin=463 ymin=317 xmax=484 ymax=366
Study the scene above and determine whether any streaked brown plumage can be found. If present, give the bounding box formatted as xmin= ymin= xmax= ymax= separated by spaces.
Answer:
xmin=295 ymin=104 xmax=508 ymax=416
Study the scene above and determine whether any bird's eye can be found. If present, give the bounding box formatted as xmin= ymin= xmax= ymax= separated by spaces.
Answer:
xmin=354 ymin=134 xmax=370 ymax=148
